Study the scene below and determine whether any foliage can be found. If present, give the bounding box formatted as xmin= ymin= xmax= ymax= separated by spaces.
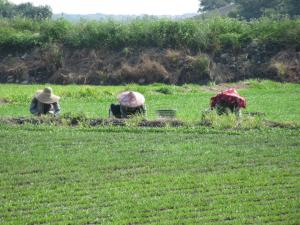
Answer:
xmin=284 ymin=0 xmax=300 ymax=17
xmin=0 ymin=16 xmax=300 ymax=53
xmin=0 ymin=0 xmax=52 ymax=20
xmin=199 ymin=0 xmax=234 ymax=12
xmin=236 ymin=0 xmax=300 ymax=19
xmin=234 ymin=0 xmax=282 ymax=19
xmin=199 ymin=0 xmax=300 ymax=19
xmin=0 ymin=0 xmax=15 ymax=18
xmin=190 ymin=55 xmax=211 ymax=82
xmin=0 ymin=124 xmax=299 ymax=224
xmin=40 ymin=18 xmax=70 ymax=42
xmin=201 ymin=110 xmax=264 ymax=129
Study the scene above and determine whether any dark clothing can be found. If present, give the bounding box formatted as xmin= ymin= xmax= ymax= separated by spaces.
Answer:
xmin=215 ymin=102 xmax=241 ymax=116
xmin=30 ymin=98 xmax=60 ymax=116
xmin=109 ymin=104 xmax=122 ymax=118
xmin=109 ymin=104 xmax=146 ymax=118
xmin=120 ymin=105 xmax=146 ymax=118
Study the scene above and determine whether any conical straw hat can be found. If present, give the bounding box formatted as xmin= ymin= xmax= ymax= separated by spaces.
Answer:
xmin=35 ymin=87 xmax=60 ymax=104
xmin=118 ymin=91 xmax=145 ymax=108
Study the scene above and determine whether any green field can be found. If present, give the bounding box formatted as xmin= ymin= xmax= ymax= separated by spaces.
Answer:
xmin=0 ymin=80 xmax=300 ymax=122
xmin=0 ymin=125 xmax=299 ymax=224
xmin=0 ymin=80 xmax=300 ymax=224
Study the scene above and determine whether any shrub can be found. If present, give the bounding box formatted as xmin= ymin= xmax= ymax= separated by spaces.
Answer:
xmin=0 ymin=26 xmax=39 ymax=51
xmin=40 ymin=18 xmax=70 ymax=42
xmin=120 ymin=56 xmax=170 ymax=84
xmin=219 ymin=33 xmax=241 ymax=51
xmin=0 ymin=17 xmax=300 ymax=53
xmin=165 ymin=49 xmax=182 ymax=64
xmin=177 ymin=54 xmax=212 ymax=84
xmin=192 ymin=55 xmax=210 ymax=75
xmin=155 ymin=87 xmax=173 ymax=95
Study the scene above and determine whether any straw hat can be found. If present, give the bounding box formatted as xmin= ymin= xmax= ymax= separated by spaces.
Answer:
xmin=35 ymin=87 xmax=60 ymax=104
xmin=118 ymin=91 xmax=145 ymax=108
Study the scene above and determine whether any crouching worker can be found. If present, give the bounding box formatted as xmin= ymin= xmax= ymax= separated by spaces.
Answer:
xmin=210 ymin=88 xmax=246 ymax=116
xmin=109 ymin=91 xmax=146 ymax=118
xmin=30 ymin=87 xmax=61 ymax=116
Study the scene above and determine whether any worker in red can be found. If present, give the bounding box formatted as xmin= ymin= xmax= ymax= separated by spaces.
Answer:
xmin=210 ymin=88 xmax=246 ymax=116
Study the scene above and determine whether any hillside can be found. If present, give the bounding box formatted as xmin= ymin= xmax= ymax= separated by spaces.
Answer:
xmin=52 ymin=13 xmax=198 ymax=22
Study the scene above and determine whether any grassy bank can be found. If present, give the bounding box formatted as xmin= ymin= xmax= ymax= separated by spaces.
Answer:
xmin=1 ymin=16 xmax=300 ymax=52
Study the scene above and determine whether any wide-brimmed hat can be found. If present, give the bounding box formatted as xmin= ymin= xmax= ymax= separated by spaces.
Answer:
xmin=118 ymin=91 xmax=145 ymax=108
xmin=35 ymin=87 xmax=60 ymax=104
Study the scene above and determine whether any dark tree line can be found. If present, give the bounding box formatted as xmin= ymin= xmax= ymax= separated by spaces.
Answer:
xmin=199 ymin=0 xmax=300 ymax=19
xmin=0 ymin=0 xmax=52 ymax=20
xmin=200 ymin=0 xmax=233 ymax=11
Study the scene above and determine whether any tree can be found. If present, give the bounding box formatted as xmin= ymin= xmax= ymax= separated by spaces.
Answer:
xmin=0 ymin=0 xmax=52 ymax=19
xmin=0 ymin=0 xmax=15 ymax=18
xmin=199 ymin=0 xmax=234 ymax=12
xmin=16 ymin=2 xmax=52 ymax=20
xmin=234 ymin=0 xmax=283 ymax=19
xmin=234 ymin=0 xmax=300 ymax=19
xmin=284 ymin=0 xmax=300 ymax=17
xmin=35 ymin=5 xmax=52 ymax=20
xmin=198 ymin=0 xmax=300 ymax=19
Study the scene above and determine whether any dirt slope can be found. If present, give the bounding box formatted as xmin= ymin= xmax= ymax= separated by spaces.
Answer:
xmin=0 ymin=45 xmax=299 ymax=84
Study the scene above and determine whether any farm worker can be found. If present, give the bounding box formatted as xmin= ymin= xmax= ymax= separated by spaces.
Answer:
xmin=30 ymin=87 xmax=61 ymax=116
xmin=109 ymin=91 xmax=146 ymax=118
xmin=210 ymin=88 xmax=246 ymax=116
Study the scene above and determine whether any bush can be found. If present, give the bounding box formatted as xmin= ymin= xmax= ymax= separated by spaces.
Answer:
xmin=0 ymin=17 xmax=299 ymax=52
xmin=178 ymin=54 xmax=211 ymax=84
xmin=0 ymin=26 xmax=39 ymax=50
xmin=200 ymin=110 xmax=264 ymax=129
xmin=120 ymin=56 xmax=170 ymax=84
xmin=192 ymin=55 xmax=210 ymax=74
xmin=219 ymin=33 xmax=241 ymax=51
xmin=40 ymin=18 xmax=70 ymax=42
xmin=155 ymin=87 xmax=173 ymax=95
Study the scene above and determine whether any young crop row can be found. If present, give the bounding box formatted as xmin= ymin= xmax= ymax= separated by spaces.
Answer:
xmin=0 ymin=125 xmax=299 ymax=224
xmin=0 ymin=16 xmax=300 ymax=52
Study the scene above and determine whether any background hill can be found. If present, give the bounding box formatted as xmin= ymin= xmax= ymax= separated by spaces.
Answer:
xmin=52 ymin=13 xmax=198 ymax=22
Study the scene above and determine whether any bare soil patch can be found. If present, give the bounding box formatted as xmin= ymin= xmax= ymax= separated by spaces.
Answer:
xmin=1 ymin=116 xmax=298 ymax=129
xmin=0 ymin=98 xmax=12 ymax=105
xmin=0 ymin=117 xmax=186 ymax=128
xmin=1 ymin=45 xmax=298 ymax=85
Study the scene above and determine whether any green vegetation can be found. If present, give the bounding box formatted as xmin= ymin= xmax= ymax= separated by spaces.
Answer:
xmin=199 ymin=0 xmax=234 ymax=12
xmin=0 ymin=80 xmax=299 ymax=123
xmin=1 ymin=1 xmax=299 ymax=222
xmin=0 ymin=124 xmax=299 ymax=224
xmin=0 ymin=81 xmax=299 ymax=224
xmin=0 ymin=16 xmax=300 ymax=52
xmin=199 ymin=0 xmax=300 ymax=19
xmin=0 ymin=0 xmax=52 ymax=20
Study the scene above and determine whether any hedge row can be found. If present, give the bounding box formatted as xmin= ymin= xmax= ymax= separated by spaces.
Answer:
xmin=0 ymin=16 xmax=300 ymax=52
